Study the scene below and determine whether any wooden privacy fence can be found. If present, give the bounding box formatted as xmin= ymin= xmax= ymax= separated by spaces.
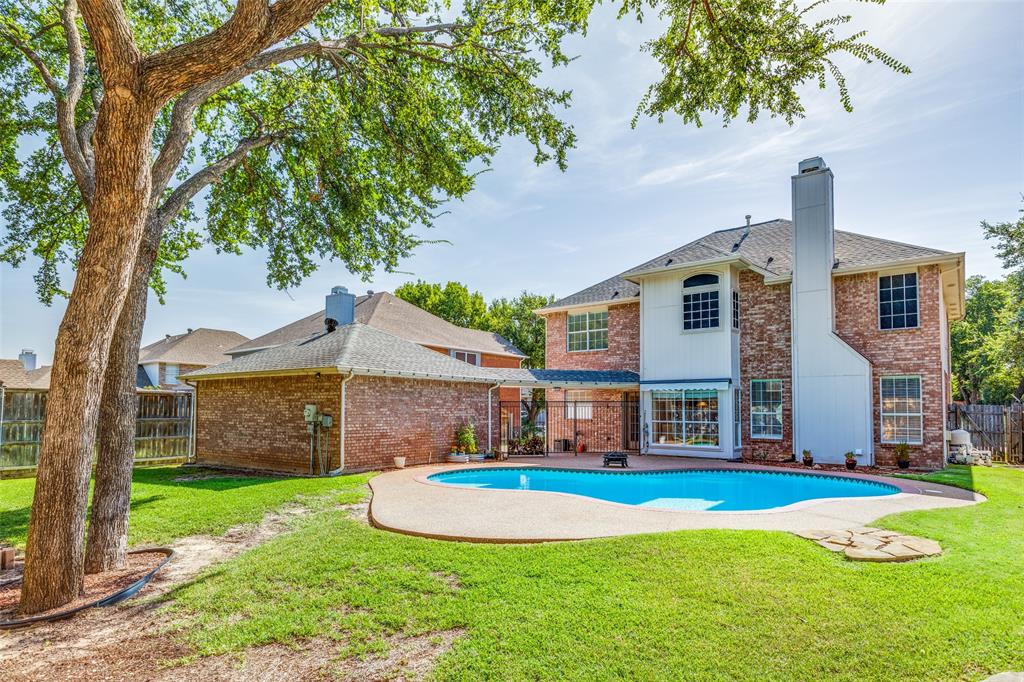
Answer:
xmin=0 ymin=388 xmax=193 ymax=473
xmin=947 ymin=402 xmax=1024 ymax=464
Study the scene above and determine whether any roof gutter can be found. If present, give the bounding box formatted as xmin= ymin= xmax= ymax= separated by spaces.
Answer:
xmin=762 ymin=252 xmax=965 ymax=284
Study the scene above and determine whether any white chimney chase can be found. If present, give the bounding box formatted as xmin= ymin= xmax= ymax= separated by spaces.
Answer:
xmin=790 ymin=158 xmax=874 ymax=464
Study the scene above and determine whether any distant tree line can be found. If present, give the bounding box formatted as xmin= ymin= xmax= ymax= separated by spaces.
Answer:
xmin=952 ymin=202 xmax=1024 ymax=404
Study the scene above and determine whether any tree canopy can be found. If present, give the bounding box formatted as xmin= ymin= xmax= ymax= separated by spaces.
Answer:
xmin=1 ymin=0 xmax=910 ymax=304
xmin=395 ymin=280 xmax=552 ymax=368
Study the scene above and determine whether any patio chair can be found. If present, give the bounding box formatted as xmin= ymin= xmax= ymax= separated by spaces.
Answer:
xmin=603 ymin=451 xmax=629 ymax=468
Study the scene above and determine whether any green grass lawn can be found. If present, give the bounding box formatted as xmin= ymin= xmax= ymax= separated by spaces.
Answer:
xmin=0 ymin=467 xmax=371 ymax=549
xmin=2 ymin=465 xmax=1021 ymax=680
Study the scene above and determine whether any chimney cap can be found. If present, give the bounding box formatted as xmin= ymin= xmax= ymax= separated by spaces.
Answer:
xmin=798 ymin=157 xmax=827 ymax=174
xmin=331 ymin=285 xmax=348 ymax=295
xmin=20 ymin=348 xmax=34 ymax=354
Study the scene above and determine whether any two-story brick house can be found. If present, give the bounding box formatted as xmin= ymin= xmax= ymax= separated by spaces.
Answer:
xmin=537 ymin=158 xmax=965 ymax=469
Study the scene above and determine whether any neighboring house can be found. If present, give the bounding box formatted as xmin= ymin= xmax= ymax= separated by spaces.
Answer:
xmin=227 ymin=289 xmax=527 ymax=403
xmin=185 ymin=287 xmax=636 ymax=474
xmin=0 ymin=350 xmax=52 ymax=389
xmin=536 ymin=157 xmax=965 ymax=469
xmin=138 ymin=328 xmax=250 ymax=390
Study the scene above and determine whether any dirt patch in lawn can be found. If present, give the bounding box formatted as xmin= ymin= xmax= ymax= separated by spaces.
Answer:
xmin=1 ymin=495 xmax=369 ymax=679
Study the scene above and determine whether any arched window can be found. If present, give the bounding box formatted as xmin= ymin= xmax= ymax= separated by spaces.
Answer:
xmin=682 ymin=274 xmax=720 ymax=330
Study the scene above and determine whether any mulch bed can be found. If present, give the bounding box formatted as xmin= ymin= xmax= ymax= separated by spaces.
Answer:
xmin=750 ymin=459 xmax=918 ymax=475
xmin=0 ymin=551 xmax=167 ymax=623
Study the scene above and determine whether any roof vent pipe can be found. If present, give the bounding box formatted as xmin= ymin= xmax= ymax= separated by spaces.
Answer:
xmin=732 ymin=215 xmax=753 ymax=252
xmin=325 ymin=286 xmax=356 ymax=332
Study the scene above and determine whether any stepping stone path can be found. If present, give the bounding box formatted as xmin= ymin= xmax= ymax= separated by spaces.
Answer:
xmin=794 ymin=527 xmax=943 ymax=562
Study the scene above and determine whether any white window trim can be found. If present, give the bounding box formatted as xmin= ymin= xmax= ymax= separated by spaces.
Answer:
xmin=878 ymin=269 xmax=920 ymax=332
xmin=733 ymin=386 xmax=742 ymax=448
xmin=566 ymin=308 xmax=609 ymax=353
xmin=731 ymin=289 xmax=741 ymax=332
xmin=749 ymin=379 xmax=783 ymax=441
xmin=449 ymin=349 xmax=481 ymax=366
xmin=681 ymin=274 xmax=722 ymax=333
xmin=650 ymin=389 xmax=721 ymax=449
xmin=880 ymin=375 xmax=924 ymax=445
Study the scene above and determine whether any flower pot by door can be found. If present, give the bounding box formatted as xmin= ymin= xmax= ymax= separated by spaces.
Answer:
xmin=394 ymin=456 xmax=406 ymax=468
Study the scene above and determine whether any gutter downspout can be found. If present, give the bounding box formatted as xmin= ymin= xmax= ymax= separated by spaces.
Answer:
xmin=184 ymin=380 xmax=197 ymax=464
xmin=487 ymin=384 xmax=500 ymax=455
xmin=328 ymin=372 xmax=355 ymax=476
xmin=0 ymin=384 xmax=5 ymax=449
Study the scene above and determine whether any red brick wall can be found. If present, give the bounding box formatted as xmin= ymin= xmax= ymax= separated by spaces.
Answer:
xmin=195 ymin=373 xmax=499 ymax=474
xmin=195 ymin=374 xmax=342 ymax=474
xmin=543 ymin=388 xmax=636 ymax=453
xmin=424 ymin=346 xmax=522 ymax=403
xmin=343 ymin=375 xmax=494 ymax=471
xmin=834 ymin=265 xmax=947 ymax=468
xmin=738 ymin=271 xmax=794 ymax=462
xmin=543 ymin=302 xmax=640 ymax=372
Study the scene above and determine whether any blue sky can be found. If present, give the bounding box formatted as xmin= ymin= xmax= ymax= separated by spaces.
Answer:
xmin=2 ymin=0 xmax=1022 ymax=364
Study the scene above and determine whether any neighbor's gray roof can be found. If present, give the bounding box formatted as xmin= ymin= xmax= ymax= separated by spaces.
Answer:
xmin=139 ymin=328 xmax=250 ymax=366
xmin=187 ymin=323 xmax=636 ymax=386
xmin=228 ymin=291 xmax=524 ymax=358
xmin=539 ymin=219 xmax=952 ymax=311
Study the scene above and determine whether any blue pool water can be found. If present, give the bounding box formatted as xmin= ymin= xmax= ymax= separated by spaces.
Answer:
xmin=428 ymin=467 xmax=899 ymax=511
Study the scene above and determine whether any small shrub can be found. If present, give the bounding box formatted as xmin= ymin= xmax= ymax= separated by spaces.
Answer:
xmin=456 ymin=422 xmax=478 ymax=454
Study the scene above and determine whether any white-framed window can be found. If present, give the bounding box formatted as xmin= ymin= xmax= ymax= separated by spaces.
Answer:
xmin=565 ymin=389 xmax=593 ymax=420
xmin=880 ymin=376 xmax=923 ymax=444
xmin=879 ymin=272 xmax=919 ymax=330
xmin=450 ymin=350 xmax=480 ymax=365
xmin=567 ymin=310 xmax=609 ymax=352
xmin=164 ymin=363 xmax=179 ymax=385
xmin=651 ymin=390 xmax=720 ymax=447
xmin=682 ymin=274 xmax=720 ymax=330
xmin=731 ymin=290 xmax=740 ymax=331
xmin=733 ymin=387 xmax=742 ymax=447
xmin=750 ymin=379 xmax=783 ymax=440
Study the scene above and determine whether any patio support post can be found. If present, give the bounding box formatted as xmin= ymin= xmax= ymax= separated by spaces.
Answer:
xmin=487 ymin=384 xmax=499 ymax=455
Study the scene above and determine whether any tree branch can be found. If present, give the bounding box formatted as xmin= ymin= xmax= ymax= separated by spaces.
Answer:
xmin=77 ymin=0 xmax=142 ymax=86
xmin=156 ymin=133 xmax=282 ymax=225
xmin=0 ymin=23 xmax=60 ymax=94
xmin=140 ymin=0 xmax=334 ymax=103
xmin=57 ymin=0 xmax=94 ymax=204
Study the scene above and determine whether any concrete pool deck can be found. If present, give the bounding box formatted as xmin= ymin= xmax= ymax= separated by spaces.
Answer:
xmin=367 ymin=455 xmax=984 ymax=543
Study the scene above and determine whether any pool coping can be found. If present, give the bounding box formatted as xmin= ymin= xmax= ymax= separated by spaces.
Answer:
xmin=368 ymin=459 xmax=984 ymax=544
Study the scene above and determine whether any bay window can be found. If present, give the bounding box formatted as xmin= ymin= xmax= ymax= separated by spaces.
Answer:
xmin=651 ymin=390 xmax=720 ymax=447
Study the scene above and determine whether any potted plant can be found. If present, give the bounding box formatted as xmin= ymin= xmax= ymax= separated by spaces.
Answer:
xmin=802 ymin=449 xmax=813 ymax=467
xmin=393 ymin=455 xmax=406 ymax=468
xmin=456 ymin=423 xmax=477 ymax=457
xmin=894 ymin=442 xmax=911 ymax=469
xmin=844 ymin=451 xmax=858 ymax=470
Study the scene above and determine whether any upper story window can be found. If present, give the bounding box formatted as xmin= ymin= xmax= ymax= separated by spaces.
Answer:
xmin=682 ymin=274 xmax=720 ymax=330
xmin=567 ymin=310 xmax=608 ymax=352
xmin=164 ymin=363 xmax=179 ymax=385
xmin=731 ymin=290 xmax=740 ymax=331
xmin=450 ymin=350 xmax=480 ymax=365
xmin=879 ymin=272 xmax=918 ymax=330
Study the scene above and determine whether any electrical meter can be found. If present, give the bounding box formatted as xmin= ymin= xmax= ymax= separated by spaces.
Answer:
xmin=303 ymin=404 xmax=317 ymax=422
xmin=321 ymin=414 xmax=333 ymax=428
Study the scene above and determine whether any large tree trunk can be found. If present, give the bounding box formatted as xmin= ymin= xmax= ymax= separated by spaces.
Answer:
xmin=18 ymin=93 xmax=155 ymax=616
xmin=84 ymin=228 xmax=160 ymax=574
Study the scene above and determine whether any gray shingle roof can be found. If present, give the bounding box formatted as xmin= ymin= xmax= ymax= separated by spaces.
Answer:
xmin=0 ymin=360 xmax=51 ymax=389
xmin=228 ymin=291 xmax=524 ymax=358
xmin=139 ymin=328 xmax=250 ymax=366
xmin=186 ymin=323 xmax=636 ymax=387
xmin=540 ymin=219 xmax=952 ymax=311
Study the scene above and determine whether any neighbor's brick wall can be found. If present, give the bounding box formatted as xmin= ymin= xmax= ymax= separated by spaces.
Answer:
xmin=343 ymin=375 xmax=494 ymax=471
xmin=738 ymin=271 xmax=794 ymax=462
xmin=834 ymin=264 xmax=947 ymax=469
xmin=543 ymin=302 xmax=640 ymax=373
xmin=195 ymin=374 xmax=342 ymax=474
xmin=424 ymin=346 xmax=523 ymax=403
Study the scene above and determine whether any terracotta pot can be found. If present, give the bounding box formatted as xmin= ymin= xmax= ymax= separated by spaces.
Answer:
xmin=802 ymin=457 xmax=813 ymax=467
xmin=845 ymin=459 xmax=857 ymax=470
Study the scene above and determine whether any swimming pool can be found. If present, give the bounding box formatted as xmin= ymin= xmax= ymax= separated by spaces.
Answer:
xmin=427 ymin=467 xmax=900 ymax=512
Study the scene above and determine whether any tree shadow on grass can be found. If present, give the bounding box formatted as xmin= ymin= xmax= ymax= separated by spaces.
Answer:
xmin=132 ymin=467 xmax=289 ymax=493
